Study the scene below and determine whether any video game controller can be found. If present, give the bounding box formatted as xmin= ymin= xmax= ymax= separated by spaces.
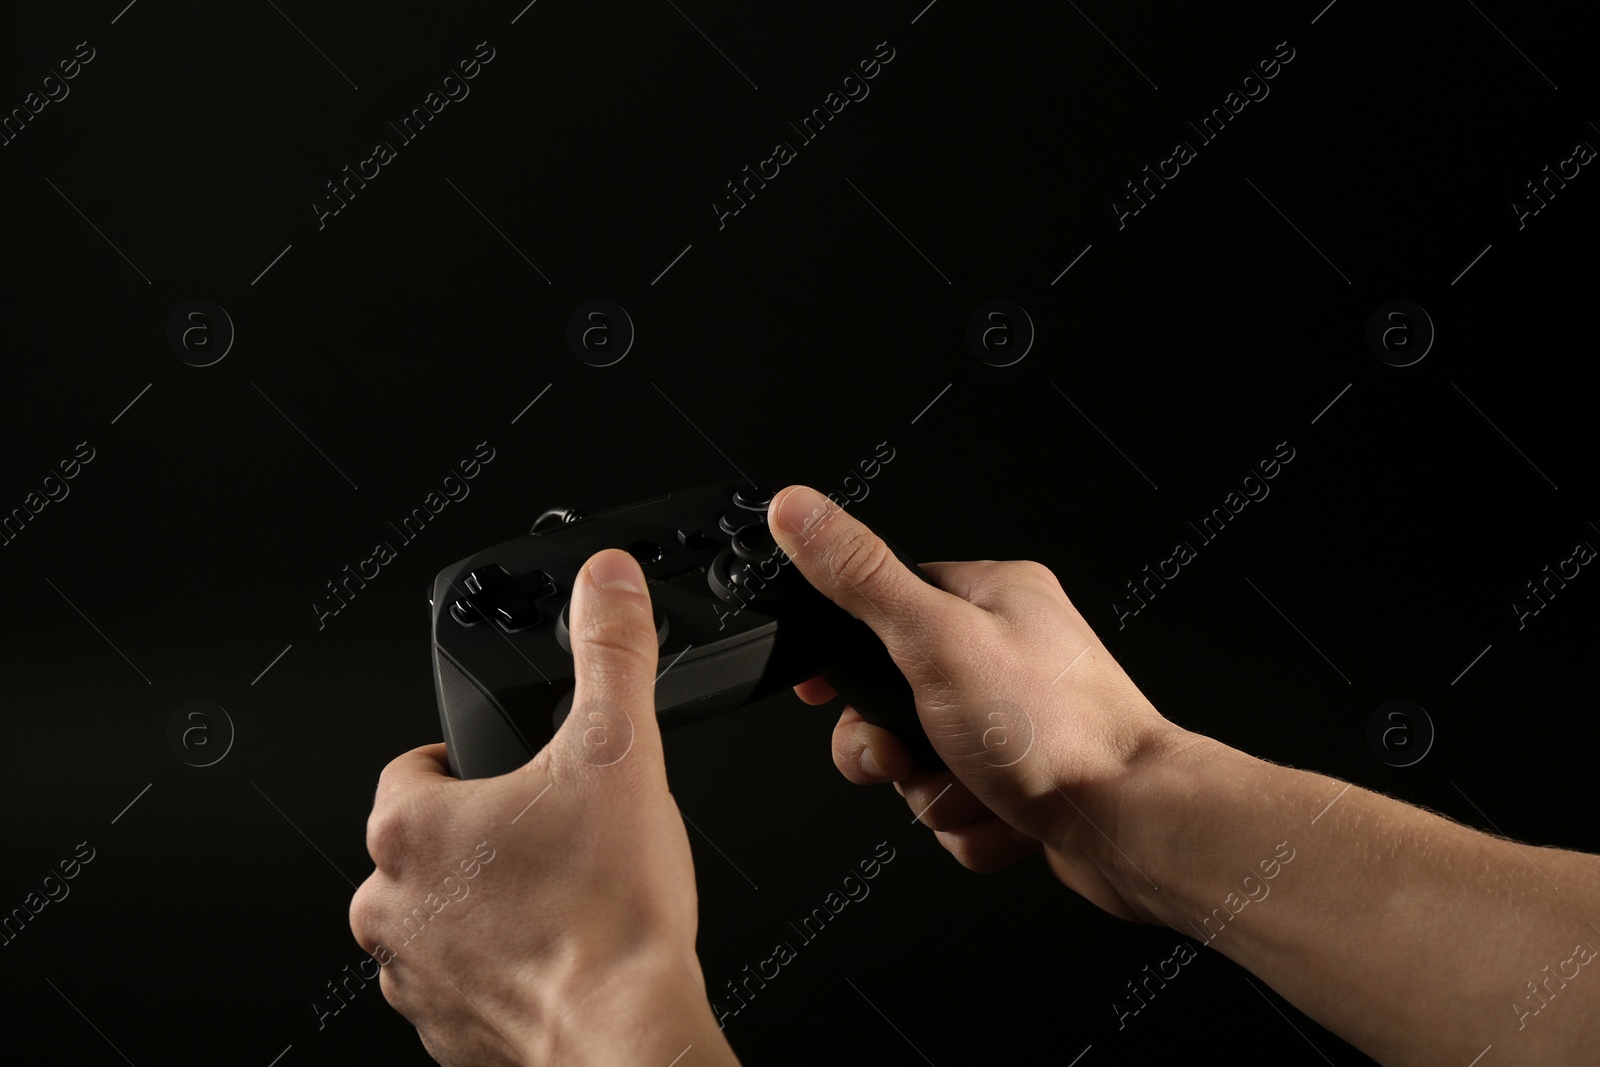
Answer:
xmin=430 ymin=482 xmax=943 ymax=780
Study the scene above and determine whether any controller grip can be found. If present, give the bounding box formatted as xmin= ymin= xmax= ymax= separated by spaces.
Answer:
xmin=812 ymin=533 xmax=945 ymax=770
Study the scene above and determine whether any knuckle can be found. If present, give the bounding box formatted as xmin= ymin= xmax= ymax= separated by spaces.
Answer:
xmin=934 ymin=829 xmax=999 ymax=873
xmin=377 ymin=964 xmax=413 ymax=1016
xmin=1007 ymin=558 xmax=1062 ymax=590
xmin=365 ymin=804 xmax=411 ymax=870
xmin=348 ymin=886 xmax=380 ymax=945
xmin=932 ymin=829 xmax=978 ymax=867
xmin=573 ymin=613 xmax=655 ymax=665
xmin=915 ymin=807 xmax=963 ymax=833
xmin=829 ymin=530 xmax=895 ymax=591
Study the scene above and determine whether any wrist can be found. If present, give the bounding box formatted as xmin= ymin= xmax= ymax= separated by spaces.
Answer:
xmin=540 ymin=947 xmax=740 ymax=1067
xmin=1046 ymin=719 xmax=1215 ymax=926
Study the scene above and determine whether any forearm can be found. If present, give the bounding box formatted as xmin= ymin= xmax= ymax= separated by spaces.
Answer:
xmin=1071 ymin=727 xmax=1600 ymax=1066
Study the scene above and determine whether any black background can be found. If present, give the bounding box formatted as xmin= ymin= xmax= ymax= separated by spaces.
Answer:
xmin=2 ymin=1 xmax=1596 ymax=1063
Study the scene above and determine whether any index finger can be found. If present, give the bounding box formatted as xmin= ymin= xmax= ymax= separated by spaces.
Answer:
xmin=374 ymin=741 xmax=455 ymax=808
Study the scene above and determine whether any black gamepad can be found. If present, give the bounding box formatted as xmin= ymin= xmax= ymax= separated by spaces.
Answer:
xmin=429 ymin=482 xmax=943 ymax=780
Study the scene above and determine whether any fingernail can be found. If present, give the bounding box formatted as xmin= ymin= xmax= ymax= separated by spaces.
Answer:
xmin=774 ymin=485 xmax=830 ymax=538
xmin=859 ymin=744 xmax=885 ymax=779
xmin=588 ymin=550 xmax=643 ymax=592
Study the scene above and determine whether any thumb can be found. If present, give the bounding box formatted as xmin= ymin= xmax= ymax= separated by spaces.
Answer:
xmin=553 ymin=548 xmax=664 ymax=782
xmin=767 ymin=485 xmax=966 ymax=684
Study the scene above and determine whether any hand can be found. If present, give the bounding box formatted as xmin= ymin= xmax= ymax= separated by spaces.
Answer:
xmin=768 ymin=485 xmax=1189 ymax=921
xmin=348 ymin=549 xmax=740 ymax=1067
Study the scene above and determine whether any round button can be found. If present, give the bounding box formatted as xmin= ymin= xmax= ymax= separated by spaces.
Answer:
xmin=626 ymin=539 xmax=663 ymax=564
xmin=730 ymin=524 xmax=778 ymax=564
xmin=720 ymin=512 xmax=759 ymax=536
xmin=733 ymin=485 xmax=774 ymax=510
xmin=707 ymin=548 xmax=743 ymax=606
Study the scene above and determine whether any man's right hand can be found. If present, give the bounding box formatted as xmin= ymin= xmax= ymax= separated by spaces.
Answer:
xmin=767 ymin=484 xmax=1189 ymax=922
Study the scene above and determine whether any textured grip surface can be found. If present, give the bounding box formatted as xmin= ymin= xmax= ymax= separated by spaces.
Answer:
xmin=436 ymin=651 xmax=532 ymax=779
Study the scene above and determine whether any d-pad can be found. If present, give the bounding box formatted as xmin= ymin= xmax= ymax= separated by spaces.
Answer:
xmin=450 ymin=564 xmax=558 ymax=632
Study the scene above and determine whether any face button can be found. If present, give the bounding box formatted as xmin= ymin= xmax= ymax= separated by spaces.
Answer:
xmin=730 ymin=524 xmax=778 ymax=564
xmin=732 ymin=485 xmax=774 ymax=511
xmin=720 ymin=511 xmax=762 ymax=536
